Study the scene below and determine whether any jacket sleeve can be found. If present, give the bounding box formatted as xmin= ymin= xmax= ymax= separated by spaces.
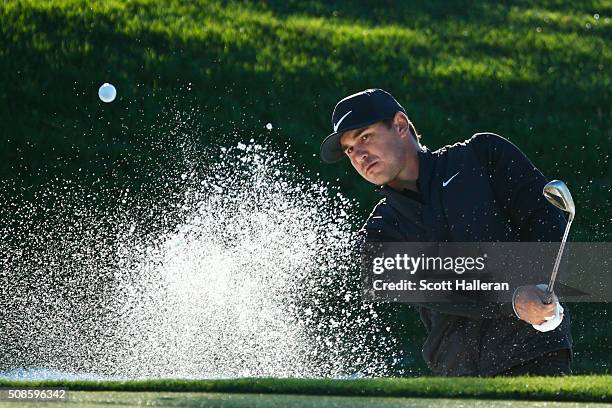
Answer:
xmin=468 ymin=132 xmax=567 ymax=242
xmin=361 ymin=220 xmax=516 ymax=320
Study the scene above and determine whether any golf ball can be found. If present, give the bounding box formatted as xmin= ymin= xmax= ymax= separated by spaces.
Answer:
xmin=98 ymin=83 xmax=117 ymax=103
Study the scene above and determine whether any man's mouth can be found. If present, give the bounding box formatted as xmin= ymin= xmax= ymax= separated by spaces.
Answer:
xmin=365 ymin=161 xmax=378 ymax=173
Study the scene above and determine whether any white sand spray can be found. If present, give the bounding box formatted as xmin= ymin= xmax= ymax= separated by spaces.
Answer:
xmin=0 ymin=113 xmax=402 ymax=379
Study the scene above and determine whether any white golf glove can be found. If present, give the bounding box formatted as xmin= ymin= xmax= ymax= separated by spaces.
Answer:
xmin=531 ymin=283 xmax=564 ymax=332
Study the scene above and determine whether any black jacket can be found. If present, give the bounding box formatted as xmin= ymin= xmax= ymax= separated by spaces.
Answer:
xmin=361 ymin=132 xmax=572 ymax=376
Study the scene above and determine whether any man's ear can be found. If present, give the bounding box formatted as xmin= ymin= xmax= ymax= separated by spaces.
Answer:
xmin=394 ymin=112 xmax=410 ymax=137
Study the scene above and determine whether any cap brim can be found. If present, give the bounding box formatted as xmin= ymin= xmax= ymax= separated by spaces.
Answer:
xmin=320 ymin=131 xmax=344 ymax=163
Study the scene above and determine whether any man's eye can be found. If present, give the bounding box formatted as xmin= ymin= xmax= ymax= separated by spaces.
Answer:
xmin=346 ymin=147 xmax=353 ymax=155
xmin=361 ymin=134 xmax=369 ymax=140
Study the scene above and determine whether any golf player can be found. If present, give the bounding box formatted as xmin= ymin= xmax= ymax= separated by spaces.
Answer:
xmin=320 ymin=89 xmax=572 ymax=376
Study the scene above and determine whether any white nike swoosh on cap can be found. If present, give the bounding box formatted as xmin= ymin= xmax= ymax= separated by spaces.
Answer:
xmin=333 ymin=110 xmax=353 ymax=132
xmin=442 ymin=171 xmax=460 ymax=187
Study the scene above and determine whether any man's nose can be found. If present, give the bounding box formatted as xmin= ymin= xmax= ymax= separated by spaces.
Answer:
xmin=353 ymin=146 xmax=368 ymax=163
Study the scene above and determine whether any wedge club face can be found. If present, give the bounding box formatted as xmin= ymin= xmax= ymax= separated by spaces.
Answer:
xmin=543 ymin=180 xmax=575 ymax=218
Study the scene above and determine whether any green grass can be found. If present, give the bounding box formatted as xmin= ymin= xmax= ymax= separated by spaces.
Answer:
xmin=4 ymin=392 xmax=611 ymax=408
xmin=1 ymin=377 xmax=611 ymax=402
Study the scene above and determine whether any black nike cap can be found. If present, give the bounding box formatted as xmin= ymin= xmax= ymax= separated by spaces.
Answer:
xmin=320 ymin=88 xmax=406 ymax=163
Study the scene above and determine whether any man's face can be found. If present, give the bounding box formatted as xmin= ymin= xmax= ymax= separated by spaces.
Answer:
xmin=339 ymin=117 xmax=414 ymax=186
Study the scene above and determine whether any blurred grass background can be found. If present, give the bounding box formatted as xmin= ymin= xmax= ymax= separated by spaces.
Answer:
xmin=0 ymin=0 xmax=609 ymax=374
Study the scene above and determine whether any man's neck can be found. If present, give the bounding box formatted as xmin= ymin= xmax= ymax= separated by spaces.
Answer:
xmin=386 ymin=147 xmax=421 ymax=193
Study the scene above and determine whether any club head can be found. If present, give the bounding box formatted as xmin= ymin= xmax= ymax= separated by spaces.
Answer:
xmin=543 ymin=180 xmax=575 ymax=217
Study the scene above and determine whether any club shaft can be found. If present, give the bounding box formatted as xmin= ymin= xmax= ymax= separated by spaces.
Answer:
xmin=544 ymin=215 xmax=574 ymax=303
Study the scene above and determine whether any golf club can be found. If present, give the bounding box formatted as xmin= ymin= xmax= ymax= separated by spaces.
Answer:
xmin=542 ymin=180 xmax=575 ymax=304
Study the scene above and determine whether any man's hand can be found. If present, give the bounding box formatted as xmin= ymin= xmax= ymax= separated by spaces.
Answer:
xmin=513 ymin=285 xmax=559 ymax=325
